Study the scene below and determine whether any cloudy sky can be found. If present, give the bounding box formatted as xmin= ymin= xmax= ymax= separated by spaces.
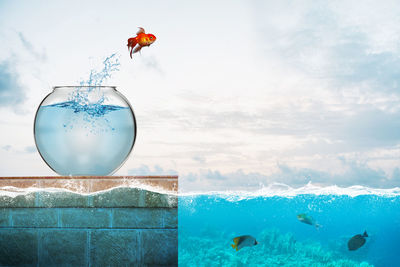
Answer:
xmin=0 ymin=0 xmax=399 ymax=191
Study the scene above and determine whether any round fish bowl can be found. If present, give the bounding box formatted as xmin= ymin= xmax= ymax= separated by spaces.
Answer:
xmin=34 ymin=86 xmax=136 ymax=176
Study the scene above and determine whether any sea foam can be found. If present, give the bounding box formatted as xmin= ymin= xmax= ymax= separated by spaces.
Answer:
xmin=179 ymin=182 xmax=400 ymax=199
xmin=0 ymin=179 xmax=177 ymax=198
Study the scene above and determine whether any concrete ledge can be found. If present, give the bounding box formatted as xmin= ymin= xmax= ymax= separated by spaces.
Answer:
xmin=0 ymin=176 xmax=178 ymax=193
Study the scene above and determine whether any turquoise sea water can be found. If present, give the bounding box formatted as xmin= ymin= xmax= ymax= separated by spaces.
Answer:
xmin=35 ymin=102 xmax=135 ymax=175
xmin=179 ymin=187 xmax=400 ymax=266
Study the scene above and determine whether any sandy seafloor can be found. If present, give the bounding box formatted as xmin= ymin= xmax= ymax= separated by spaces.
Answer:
xmin=178 ymin=184 xmax=400 ymax=266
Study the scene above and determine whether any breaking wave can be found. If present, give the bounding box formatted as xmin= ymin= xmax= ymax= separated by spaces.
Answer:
xmin=179 ymin=182 xmax=400 ymax=199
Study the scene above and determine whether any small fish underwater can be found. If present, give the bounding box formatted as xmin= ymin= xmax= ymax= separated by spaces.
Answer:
xmin=297 ymin=213 xmax=321 ymax=229
xmin=231 ymin=235 xmax=258 ymax=251
xmin=348 ymin=231 xmax=368 ymax=251
xmin=179 ymin=190 xmax=400 ymax=266
xmin=127 ymin=27 xmax=156 ymax=59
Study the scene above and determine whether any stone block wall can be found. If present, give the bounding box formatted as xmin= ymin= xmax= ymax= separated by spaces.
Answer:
xmin=0 ymin=176 xmax=178 ymax=266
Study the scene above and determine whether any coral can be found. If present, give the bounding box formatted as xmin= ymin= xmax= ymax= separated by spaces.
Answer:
xmin=179 ymin=228 xmax=374 ymax=266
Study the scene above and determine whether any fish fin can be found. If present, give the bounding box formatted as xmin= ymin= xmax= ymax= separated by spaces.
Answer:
xmin=363 ymin=231 xmax=368 ymax=237
xmin=137 ymin=27 xmax=145 ymax=34
xmin=231 ymin=244 xmax=236 ymax=249
xmin=236 ymin=247 xmax=239 ymax=251
xmin=128 ymin=38 xmax=138 ymax=59
xmin=130 ymin=47 xmax=134 ymax=59
xmin=233 ymin=237 xmax=240 ymax=245
xmin=133 ymin=46 xmax=142 ymax=54
xmin=127 ymin=37 xmax=138 ymax=48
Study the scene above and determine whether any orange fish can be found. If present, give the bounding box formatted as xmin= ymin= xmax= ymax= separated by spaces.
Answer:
xmin=127 ymin=27 xmax=156 ymax=59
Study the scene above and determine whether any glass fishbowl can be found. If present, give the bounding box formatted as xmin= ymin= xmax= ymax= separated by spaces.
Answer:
xmin=34 ymin=86 xmax=136 ymax=176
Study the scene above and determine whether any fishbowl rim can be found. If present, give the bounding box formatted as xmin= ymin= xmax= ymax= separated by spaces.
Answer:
xmin=33 ymin=85 xmax=137 ymax=177
xmin=52 ymin=85 xmax=117 ymax=90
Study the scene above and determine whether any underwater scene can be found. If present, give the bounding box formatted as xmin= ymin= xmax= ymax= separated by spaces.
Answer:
xmin=179 ymin=185 xmax=400 ymax=266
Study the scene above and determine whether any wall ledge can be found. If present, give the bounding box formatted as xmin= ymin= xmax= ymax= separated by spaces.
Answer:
xmin=0 ymin=176 xmax=178 ymax=193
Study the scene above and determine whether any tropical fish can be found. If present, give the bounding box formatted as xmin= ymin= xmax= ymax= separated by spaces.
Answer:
xmin=127 ymin=27 xmax=156 ymax=59
xmin=348 ymin=231 xmax=368 ymax=251
xmin=297 ymin=213 xmax=321 ymax=229
xmin=231 ymin=235 xmax=258 ymax=251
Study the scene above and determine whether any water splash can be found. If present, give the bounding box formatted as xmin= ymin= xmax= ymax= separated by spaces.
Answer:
xmin=43 ymin=53 xmax=123 ymax=133
xmin=68 ymin=53 xmax=121 ymax=110
xmin=79 ymin=53 xmax=120 ymax=87
xmin=49 ymin=101 xmax=126 ymax=117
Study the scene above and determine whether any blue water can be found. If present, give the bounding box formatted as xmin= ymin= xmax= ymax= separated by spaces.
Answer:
xmin=179 ymin=191 xmax=400 ymax=266
xmin=79 ymin=53 xmax=120 ymax=87
xmin=35 ymin=102 xmax=135 ymax=175
xmin=70 ymin=53 xmax=120 ymax=107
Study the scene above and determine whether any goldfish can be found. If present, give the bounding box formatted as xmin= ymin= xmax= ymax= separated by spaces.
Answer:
xmin=127 ymin=27 xmax=156 ymax=59
xmin=231 ymin=235 xmax=258 ymax=251
xmin=297 ymin=213 xmax=321 ymax=229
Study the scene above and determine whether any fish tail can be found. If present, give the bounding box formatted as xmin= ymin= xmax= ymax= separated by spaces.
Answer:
xmin=127 ymin=37 xmax=138 ymax=57
xmin=127 ymin=37 xmax=138 ymax=48
xmin=133 ymin=45 xmax=142 ymax=54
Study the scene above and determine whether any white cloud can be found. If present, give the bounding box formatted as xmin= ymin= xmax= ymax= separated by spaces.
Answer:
xmin=0 ymin=1 xmax=399 ymax=190
xmin=18 ymin=32 xmax=47 ymax=63
xmin=128 ymin=164 xmax=178 ymax=176
xmin=0 ymin=59 xmax=26 ymax=109
xmin=179 ymin=159 xmax=400 ymax=192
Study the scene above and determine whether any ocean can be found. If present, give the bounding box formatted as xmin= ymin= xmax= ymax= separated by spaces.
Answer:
xmin=179 ymin=184 xmax=400 ymax=266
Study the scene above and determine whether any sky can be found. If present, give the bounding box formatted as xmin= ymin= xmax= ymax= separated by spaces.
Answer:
xmin=0 ymin=0 xmax=399 ymax=191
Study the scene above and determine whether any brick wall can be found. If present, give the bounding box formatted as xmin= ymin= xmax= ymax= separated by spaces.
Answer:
xmin=0 ymin=177 xmax=178 ymax=266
